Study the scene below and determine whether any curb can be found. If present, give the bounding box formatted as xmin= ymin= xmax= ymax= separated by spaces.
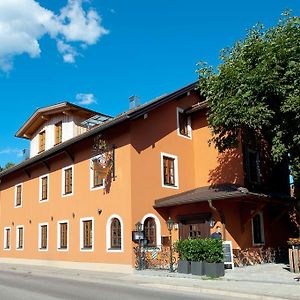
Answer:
xmin=139 ymin=283 xmax=293 ymax=300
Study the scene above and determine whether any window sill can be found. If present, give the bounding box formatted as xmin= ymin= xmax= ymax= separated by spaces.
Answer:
xmin=14 ymin=204 xmax=22 ymax=208
xmin=3 ymin=248 xmax=11 ymax=251
xmin=107 ymin=247 xmax=122 ymax=252
xmin=16 ymin=247 xmax=23 ymax=251
xmin=38 ymin=248 xmax=48 ymax=251
xmin=62 ymin=192 xmax=73 ymax=197
xmin=57 ymin=247 xmax=68 ymax=251
xmin=178 ymin=132 xmax=192 ymax=140
xmin=80 ymin=247 xmax=93 ymax=252
xmin=39 ymin=198 xmax=48 ymax=202
xmin=162 ymin=184 xmax=178 ymax=190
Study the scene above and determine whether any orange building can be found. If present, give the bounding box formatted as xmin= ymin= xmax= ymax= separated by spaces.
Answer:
xmin=0 ymin=83 xmax=291 ymax=272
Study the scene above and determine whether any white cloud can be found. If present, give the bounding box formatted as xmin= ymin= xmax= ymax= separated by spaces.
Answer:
xmin=0 ymin=148 xmax=23 ymax=157
xmin=76 ymin=93 xmax=97 ymax=105
xmin=0 ymin=0 xmax=109 ymax=71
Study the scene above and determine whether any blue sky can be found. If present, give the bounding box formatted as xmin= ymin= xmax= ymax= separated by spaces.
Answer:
xmin=0 ymin=0 xmax=299 ymax=166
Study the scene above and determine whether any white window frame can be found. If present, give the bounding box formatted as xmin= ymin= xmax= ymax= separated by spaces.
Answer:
xmin=176 ymin=107 xmax=192 ymax=139
xmin=106 ymin=214 xmax=124 ymax=253
xmin=160 ymin=152 xmax=179 ymax=189
xmin=90 ymin=155 xmax=105 ymax=191
xmin=62 ymin=165 xmax=74 ymax=197
xmin=251 ymin=212 xmax=265 ymax=246
xmin=14 ymin=183 xmax=23 ymax=208
xmin=3 ymin=227 xmax=11 ymax=250
xmin=16 ymin=225 xmax=24 ymax=251
xmin=39 ymin=174 xmax=49 ymax=202
xmin=57 ymin=220 xmax=69 ymax=252
xmin=38 ymin=222 xmax=49 ymax=252
xmin=141 ymin=213 xmax=161 ymax=250
xmin=80 ymin=217 xmax=94 ymax=252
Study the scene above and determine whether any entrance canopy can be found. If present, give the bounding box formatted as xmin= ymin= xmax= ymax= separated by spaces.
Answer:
xmin=154 ymin=184 xmax=271 ymax=208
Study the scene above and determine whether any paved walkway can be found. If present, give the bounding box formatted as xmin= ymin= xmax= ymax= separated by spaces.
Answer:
xmin=0 ymin=262 xmax=299 ymax=300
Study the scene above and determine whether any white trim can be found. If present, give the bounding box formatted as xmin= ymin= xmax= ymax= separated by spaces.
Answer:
xmin=16 ymin=225 xmax=24 ymax=251
xmin=14 ymin=183 xmax=23 ymax=208
xmin=61 ymin=165 xmax=74 ymax=197
xmin=106 ymin=214 xmax=124 ymax=253
xmin=57 ymin=220 xmax=69 ymax=252
xmin=3 ymin=227 xmax=11 ymax=250
xmin=251 ymin=212 xmax=265 ymax=246
xmin=141 ymin=213 xmax=161 ymax=249
xmin=80 ymin=217 xmax=94 ymax=252
xmin=38 ymin=222 xmax=49 ymax=252
xmin=89 ymin=155 xmax=105 ymax=191
xmin=176 ymin=107 xmax=192 ymax=139
xmin=39 ymin=174 xmax=49 ymax=202
xmin=160 ymin=152 xmax=179 ymax=189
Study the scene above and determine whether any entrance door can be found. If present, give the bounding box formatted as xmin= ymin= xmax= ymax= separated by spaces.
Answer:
xmin=179 ymin=222 xmax=210 ymax=239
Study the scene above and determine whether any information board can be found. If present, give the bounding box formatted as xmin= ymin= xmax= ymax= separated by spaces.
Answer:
xmin=223 ymin=241 xmax=234 ymax=269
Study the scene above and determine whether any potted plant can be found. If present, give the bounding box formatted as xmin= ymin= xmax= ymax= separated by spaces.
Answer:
xmin=203 ymin=238 xmax=225 ymax=277
xmin=190 ymin=238 xmax=205 ymax=276
xmin=174 ymin=239 xmax=192 ymax=274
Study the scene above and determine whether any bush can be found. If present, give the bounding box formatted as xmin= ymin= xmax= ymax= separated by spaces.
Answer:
xmin=174 ymin=238 xmax=224 ymax=263
xmin=174 ymin=238 xmax=193 ymax=261
xmin=202 ymin=238 xmax=224 ymax=263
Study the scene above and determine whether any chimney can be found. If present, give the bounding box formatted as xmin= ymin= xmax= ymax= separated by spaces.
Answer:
xmin=129 ymin=95 xmax=140 ymax=109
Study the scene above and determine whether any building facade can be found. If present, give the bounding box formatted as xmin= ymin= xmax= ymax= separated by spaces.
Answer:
xmin=0 ymin=83 xmax=291 ymax=271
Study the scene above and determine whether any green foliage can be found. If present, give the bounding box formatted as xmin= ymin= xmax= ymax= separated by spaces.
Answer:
xmin=174 ymin=238 xmax=193 ymax=261
xmin=0 ymin=162 xmax=15 ymax=172
xmin=202 ymin=238 xmax=224 ymax=263
xmin=197 ymin=11 xmax=300 ymax=183
xmin=174 ymin=238 xmax=224 ymax=263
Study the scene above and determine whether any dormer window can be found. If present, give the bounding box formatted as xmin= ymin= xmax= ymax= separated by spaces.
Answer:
xmin=55 ymin=122 xmax=62 ymax=145
xmin=39 ymin=130 xmax=45 ymax=153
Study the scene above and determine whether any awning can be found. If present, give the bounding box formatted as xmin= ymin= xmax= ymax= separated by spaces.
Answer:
xmin=154 ymin=184 xmax=274 ymax=208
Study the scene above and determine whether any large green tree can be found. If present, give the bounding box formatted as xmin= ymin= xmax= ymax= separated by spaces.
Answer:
xmin=197 ymin=11 xmax=299 ymax=186
xmin=197 ymin=12 xmax=300 ymax=232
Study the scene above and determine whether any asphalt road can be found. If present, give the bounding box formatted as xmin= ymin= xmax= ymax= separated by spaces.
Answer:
xmin=0 ymin=270 xmax=231 ymax=300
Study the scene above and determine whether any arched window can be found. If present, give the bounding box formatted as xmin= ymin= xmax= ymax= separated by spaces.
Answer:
xmin=144 ymin=217 xmax=156 ymax=247
xmin=110 ymin=218 xmax=121 ymax=249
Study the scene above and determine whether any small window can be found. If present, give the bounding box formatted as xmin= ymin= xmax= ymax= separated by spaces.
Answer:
xmin=39 ymin=223 xmax=48 ymax=250
xmin=15 ymin=184 xmax=22 ymax=207
xmin=161 ymin=153 xmax=178 ymax=188
xmin=177 ymin=107 xmax=191 ymax=138
xmin=16 ymin=226 xmax=24 ymax=250
xmin=55 ymin=122 xmax=62 ymax=145
xmin=144 ymin=217 xmax=156 ymax=247
xmin=39 ymin=130 xmax=46 ymax=153
xmin=40 ymin=175 xmax=49 ymax=201
xmin=246 ymin=148 xmax=260 ymax=183
xmin=252 ymin=212 xmax=265 ymax=245
xmin=62 ymin=166 xmax=73 ymax=196
xmin=80 ymin=218 xmax=93 ymax=251
xmin=57 ymin=221 xmax=68 ymax=250
xmin=110 ymin=218 xmax=121 ymax=249
xmin=4 ymin=227 xmax=11 ymax=250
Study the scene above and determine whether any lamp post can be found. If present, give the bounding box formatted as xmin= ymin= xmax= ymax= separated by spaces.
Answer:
xmin=135 ymin=221 xmax=143 ymax=270
xmin=166 ymin=217 xmax=174 ymax=272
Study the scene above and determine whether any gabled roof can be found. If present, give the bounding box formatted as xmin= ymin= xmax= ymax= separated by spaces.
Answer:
xmin=1 ymin=81 xmax=198 ymax=179
xmin=16 ymin=102 xmax=111 ymax=139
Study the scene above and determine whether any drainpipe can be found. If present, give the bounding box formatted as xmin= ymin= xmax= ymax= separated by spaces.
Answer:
xmin=208 ymin=199 xmax=226 ymax=240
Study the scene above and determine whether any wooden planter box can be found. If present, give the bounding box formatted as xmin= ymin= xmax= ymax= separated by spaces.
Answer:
xmin=204 ymin=262 xmax=225 ymax=277
xmin=177 ymin=260 xmax=191 ymax=274
xmin=191 ymin=261 xmax=204 ymax=276
xmin=289 ymin=248 xmax=300 ymax=273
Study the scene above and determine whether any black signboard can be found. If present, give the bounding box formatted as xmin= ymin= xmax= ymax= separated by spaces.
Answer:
xmin=223 ymin=241 xmax=234 ymax=269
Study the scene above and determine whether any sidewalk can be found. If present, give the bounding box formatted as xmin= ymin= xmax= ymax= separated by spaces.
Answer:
xmin=0 ymin=262 xmax=299 ymax=300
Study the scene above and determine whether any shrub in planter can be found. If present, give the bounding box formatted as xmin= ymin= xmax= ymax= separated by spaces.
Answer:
xmin=190 ymin=239 xmax=205 ymax=276
xmin=174 ymin=239 xmax=193 ymax=273
xmin=203 ymin=238 xmax=225 ymax=277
